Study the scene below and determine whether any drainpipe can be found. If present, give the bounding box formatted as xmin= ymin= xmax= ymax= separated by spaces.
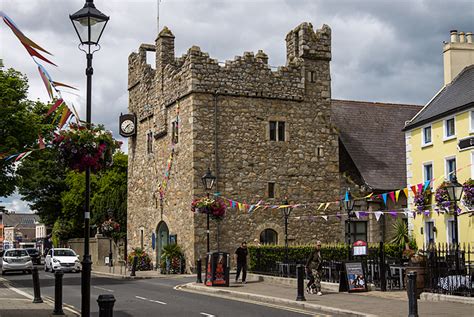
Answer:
xmin=213 ymin=91 xmax=220 ymax=252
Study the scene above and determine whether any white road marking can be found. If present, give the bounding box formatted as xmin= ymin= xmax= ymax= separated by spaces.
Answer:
xmin=93 ymin=286 xmax=114 ymax=292
xmin=200 ymin=313 xmax=215 ymax=317
xmin=45 ymin=274 xmax=54 ymax=278
xmin=135 ymin=295 xmax=167 ymax=305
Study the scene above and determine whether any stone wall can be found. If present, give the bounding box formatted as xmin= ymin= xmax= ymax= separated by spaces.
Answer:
xmin=127 ymin=22 xmax=342 ymax=272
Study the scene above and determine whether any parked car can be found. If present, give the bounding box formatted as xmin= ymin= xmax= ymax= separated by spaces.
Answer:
xmin=25 ymin=248 xmax=42 ymax=265
xmin=1 ymin=248 xmax=33 ymax=275
xmin=44 ymin=248 xmax=81 ymax=273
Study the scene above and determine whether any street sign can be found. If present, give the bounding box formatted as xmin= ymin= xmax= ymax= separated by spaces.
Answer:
xmin=344 ymin=261 xmax=368 ymax=292
xmin=353 ymin=240 xmax=367 ymax=256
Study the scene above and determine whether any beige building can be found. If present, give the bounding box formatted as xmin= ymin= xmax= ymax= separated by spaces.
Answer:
xmin=127 ymin=22 xmax=342 ymax=271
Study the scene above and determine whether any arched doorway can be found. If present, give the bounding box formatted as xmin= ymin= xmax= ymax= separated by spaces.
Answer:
xmin=156 ymin=221 xmax=169 ymax=269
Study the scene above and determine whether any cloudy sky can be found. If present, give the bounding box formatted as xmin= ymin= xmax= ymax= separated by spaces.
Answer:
xmin=1 ymin=0 xmax=473 ymax=212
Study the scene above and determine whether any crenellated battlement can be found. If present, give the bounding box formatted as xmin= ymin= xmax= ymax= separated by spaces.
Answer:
xmin=128 ymin=22 xmax=331 ymax=120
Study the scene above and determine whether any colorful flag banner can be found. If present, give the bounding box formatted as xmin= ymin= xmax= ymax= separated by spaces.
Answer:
xmin=417 ymin=183 xmax=423 ymax=194
xmin=382 ymin=193 xmax=387 ymax=205
xmin=321 ymin=215 xmax=328 ymax=221
xmin=410 ymin=185 xmax=417 ymax=196
xmin=395 ymin=190 xmax=400 ymax=202
xmin=403 ymin=188 xmax=409 ymax=199
xmin=375 ymin=211 xmax=383 ymax=221
xmin=389 ymin=192 xmax=395 ymax=203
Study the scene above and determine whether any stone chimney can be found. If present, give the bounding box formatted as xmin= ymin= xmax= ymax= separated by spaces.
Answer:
xmin=443 ymin=29 xmax=474 ymax=85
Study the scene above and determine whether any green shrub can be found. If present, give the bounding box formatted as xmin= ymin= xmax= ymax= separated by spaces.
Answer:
xmin=127 ymin=248 xmax=152 ymax=271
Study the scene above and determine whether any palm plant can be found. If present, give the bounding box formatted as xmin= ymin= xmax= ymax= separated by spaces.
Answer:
xmin=160 ymin=244 xmax=184 ymax=274
xmin=390 ymin=218 xmax=409 ymax=247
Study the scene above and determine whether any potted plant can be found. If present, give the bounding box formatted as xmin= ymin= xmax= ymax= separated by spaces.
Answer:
xmin=128 ymin=248 xmax=152 ymax=271
xmin=462 ymin=179 xmax=474 ymax=207
xmin=414 ymin=188 xmax=432 ymax=212
xmin=160 ymin=244 xmax=185 ymax=274
xmin=53 ymin=123 xmax=122 ymax=172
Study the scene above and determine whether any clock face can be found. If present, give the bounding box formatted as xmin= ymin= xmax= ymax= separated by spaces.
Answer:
xmin=121 ymin=120 xmax=135 ymax=134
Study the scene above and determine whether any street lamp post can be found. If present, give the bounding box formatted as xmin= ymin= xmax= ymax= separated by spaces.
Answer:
xmin=341 ymin=189 xmax=355 ymax=260
xmin=201 ymin=168 xmax=216 ymax=254
xmin=282 ymin=198 xmax=292 ymax=265
xmin=70 ymin=1 xmax=109 ymax=316
xmin=445 ymin=174 xmax=464 ymax=272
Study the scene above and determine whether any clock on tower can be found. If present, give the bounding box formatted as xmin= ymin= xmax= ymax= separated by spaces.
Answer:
xmin=119 ymin=113 xmax=137 ymax=137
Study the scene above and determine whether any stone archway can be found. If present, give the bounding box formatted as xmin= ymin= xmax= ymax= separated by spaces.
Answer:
xmin=156 ymin=221 xmax=169 ymax=269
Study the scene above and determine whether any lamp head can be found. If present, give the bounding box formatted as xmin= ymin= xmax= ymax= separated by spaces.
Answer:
xmin=70 ymin=0 xmax=109 ymax=49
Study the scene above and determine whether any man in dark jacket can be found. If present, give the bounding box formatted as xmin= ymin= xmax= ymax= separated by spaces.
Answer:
xmin=305 ymin=240 xmax=323 ymax=295
xmin=235 ymin=241 xmax=248 ymax=283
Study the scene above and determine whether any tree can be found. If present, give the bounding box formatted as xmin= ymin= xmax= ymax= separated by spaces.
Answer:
xmin=91 ymin=152 xmax=128 ymax=238
xmin=0 ymin=66 xmax=56 ymax=197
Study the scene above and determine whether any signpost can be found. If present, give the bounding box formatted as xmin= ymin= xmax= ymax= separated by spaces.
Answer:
xmin=344 ymin=262 xmax=368 ymax=292
xmin=353 ymin=240 xmax=367 ymax=256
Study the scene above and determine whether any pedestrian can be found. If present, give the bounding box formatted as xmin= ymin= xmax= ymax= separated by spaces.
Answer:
xmin=234 ymin=241 xmax=248 ymax=284
xmin=305 ymin=240 xmax=323 ymax=295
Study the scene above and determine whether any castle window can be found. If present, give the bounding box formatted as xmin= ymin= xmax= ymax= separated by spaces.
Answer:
xmin=147 ymin=131 xmax=153 ymax=154
xmin=269 ymin=121 xmax=285 ymax=141
xmin=268 ymin=182 xmax=275 ymax=198
xmin=260 ymin=229 xmax=278 ymax=245
xmin=309 ymin=71 xmax=316 ymax=83
xmin=172 ymin=120 xmax=179 ymax=144
xmin=317 ymin=146 xmax=323 ymax=158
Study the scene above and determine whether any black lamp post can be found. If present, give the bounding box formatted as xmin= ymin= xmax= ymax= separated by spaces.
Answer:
xmin=445 ymin=174 xmax=463 ymax=272
xmin=282 ymin=198 xmax=292 ymax=265
xmin=341 ymin=189 xmax=355 ymax=260
xmin=70 ymin=1 xmax=109 ymax=316
xmin=201 ymin=168 xmax=216 ymax=254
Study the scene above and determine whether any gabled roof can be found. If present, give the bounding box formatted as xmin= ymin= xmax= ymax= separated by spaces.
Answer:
xmin=403 ymin=65 xmax=474 ymax=131
xmin=332 ymin=99 xmax=422 ymax=191
xmin=1 ymin=213 xmax=39 ymax=229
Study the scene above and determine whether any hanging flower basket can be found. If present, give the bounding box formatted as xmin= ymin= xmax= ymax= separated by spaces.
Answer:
xmin=462 ymin=178 xmax=474 ymax=207
xmin=100 ymin=219 xmax=120 ymax=238
xmin=53 ymin=123 xmax=122 ymax=172
xmin=435 ymin=182 xmax=451 ymax=209
xmin=191 ymin=197 xmax=226 ymax=220
xmin=413 ymin=188 xmax=431 ymax=212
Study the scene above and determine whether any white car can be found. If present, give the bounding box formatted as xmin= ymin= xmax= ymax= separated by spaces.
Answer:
xmin=44 ymin=248 xmax=81 ymax=273
xmin=1 ymin=248 xmax=33 ymax=275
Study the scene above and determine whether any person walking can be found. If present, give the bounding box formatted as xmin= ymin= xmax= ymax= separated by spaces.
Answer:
xmin=234 ymin=241 xmax=248 ymax=283
xmin=305 ymin=240 xmax=323 ymax=295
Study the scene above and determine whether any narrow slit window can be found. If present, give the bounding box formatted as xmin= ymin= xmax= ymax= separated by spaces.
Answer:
xmin=278 ymin=122 xmax=285 ymax=141
xmin=268 ymin=182 xmax=275 ymax=198
xmin=269 ymin=121 xmax=277 ymax=141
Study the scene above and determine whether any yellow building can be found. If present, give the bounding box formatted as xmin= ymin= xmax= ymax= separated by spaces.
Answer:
xmin=404 ymin=30 xmax=474 ymax=248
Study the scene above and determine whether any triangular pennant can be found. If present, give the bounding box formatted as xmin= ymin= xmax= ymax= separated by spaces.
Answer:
xmin=344 ymin=191 xmax=349 ymax=202
xmin=2 ymin=14 xmax=52 ymax=55
xmin=52 ymin=81 xmax=78 ymax=90
xmin=14 ymin=152 xmax=27 ymax=162
xmin=4 ymin=154 xmax=19 ymax=161
xmin=22 ymin=42 xmax=57 ymax=66
xmin=18 ymin=151 xmax=32 ymax=161
xmin=321 ymin=215 xmax=328 ymax=221
xmin=389 ymin=192 xmax=395 ymax=203
xmin=38 ymin=66 xmax=53 ymax=99
xmin=248 ymin=205 xmax=255 ymax=213
xmin=355 ymin=211 xmax=360 ymax=219
xmin=395 ymin=190 xmax=400 ymax=202
xmin=46 ymin=99 xmax=64 ymax=117
xmin=324 ymin=202 xmax=330 ymax=211
xmin=389 ymin=211 xmax=398 ymax=218
xmin=410 ymin=185 xmax=417 ymax=196
xmin=317 ymin=203 xmax=324 ymax=210
xmin=58 ymin=107 xmax=72 ymax=129
xmin=403 ymin=188 xmax=409 ymax=198
xmin=423 ymin=180 xmax=431 ymax=191
xmin=417 ymin=183 xmax=423 ymax=194
xmin=382 ymin=193 xmax=388 ymax=205
xmin=375 ymin=211 xmax=383 ymax=221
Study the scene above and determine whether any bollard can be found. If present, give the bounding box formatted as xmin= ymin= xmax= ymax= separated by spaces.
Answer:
xmin=296 ymin=265 xmax=306 ymax=301
xmin=196 ymin=258 xmax=203 ymax=284
xmin=380 ymin=241 xmax=387 ymax=292
xmin=130 ymin=255 xmax=138 ymax=277
xmin=97 ymin=294 xmax=116 ymax=317
xmin=32 ymin=267 xmax=43 ymax=303
xmin=52 ymin=270 xmax=64 ymax=315
xmin=407 ymin=271 xmax=418 ymax=317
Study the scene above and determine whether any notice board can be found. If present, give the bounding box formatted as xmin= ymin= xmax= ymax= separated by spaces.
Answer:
xmin=344 ymin=261 xmax=368 ymax=292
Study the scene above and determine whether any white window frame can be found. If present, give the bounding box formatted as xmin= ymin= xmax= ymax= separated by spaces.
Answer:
xmin=471 ymin=151 xmax=474 ymax=179
xmin=443 ymin=116 xmax=456 ymax=141
xmin=421 ymin=124 xmax=433 ymax=147
xmin=422 ymin=161 xmax=434 ymax=185
xmin=446 ymin=217 xmax=457 ymax=246
xmin=470 ymin=110 xmax=474 ymax=133
xmin=424 ymin=220 xmax=435 ymax=246
xmin=444 ymin=156 xmax=457 ymax=181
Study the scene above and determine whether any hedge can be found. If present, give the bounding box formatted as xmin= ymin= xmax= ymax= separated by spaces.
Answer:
xmin=248 ymin=242 xmax=416 ymax=271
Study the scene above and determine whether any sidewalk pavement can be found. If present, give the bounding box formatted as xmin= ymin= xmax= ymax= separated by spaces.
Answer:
xmin=0 ymin=278 xmax=78 ymax=317
xmin=91 ymin=265 xmax=191 ymax=279
xmin=180 ymin=274 xmax=474 ymax=317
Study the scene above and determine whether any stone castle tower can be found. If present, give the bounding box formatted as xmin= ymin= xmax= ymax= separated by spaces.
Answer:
xmin=127 ymin=22 xmax=342 ymax=271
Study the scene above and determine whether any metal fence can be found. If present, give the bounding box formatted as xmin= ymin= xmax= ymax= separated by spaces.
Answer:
xmin=424 ymin=243 xmax=473 ymax=297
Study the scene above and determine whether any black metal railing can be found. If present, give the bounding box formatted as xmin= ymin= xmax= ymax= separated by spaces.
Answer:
xmin=424 ymin=243 xmax=473 ymax=297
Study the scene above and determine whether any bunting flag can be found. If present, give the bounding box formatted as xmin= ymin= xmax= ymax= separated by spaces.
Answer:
xmin=395 ymin=190 xmax=400 ymax=202
xmin=21 ymin=42 xmax=57 ymax=66
xmin=324 ymin=202 xmax=330 ymax=210
xmin=403 ymin=188 xmax=409 ymax=199
xmin=58 ymin=107 xmax=73 ymax=129
xmin=389 ymin=211 xmax=398 ymax=218
xmin=417 ymin=183 xmax=423 ymax=194
xmin=355 ymin=211 xmax=360 ymax=219
xmin=423 ymin=180 xmax=431 ymax=191
xmin=317 ymin=203 xmax=324 ymax=210
xmin=52 ymin=81 xmax=78 ymax=90
xmin=410 ymin=185 xmax=417 ymax=196
xmin=18 ymin=151 xmax=32 ymax=161
xmin=321 ymin=215 xmax=328 ymax=221
xmin=344 ymin=191 xmax=349 ymax=201
xmin=38 ymin=65 xmax=53 ymax=99
xmin=389 ymin=192 xmax=395 ymax=203
xmin=46 ymin=99 xmax=64 ymax=117
xmin=381 ymin=193 xmax=387 ymax=205
xmin=375 ymin=211 xmax=383 ymax=221
xmin=14 ymin=152 xmax=27 ymax=162
xmin=359 ymin=211 xmax=369 ymax=217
